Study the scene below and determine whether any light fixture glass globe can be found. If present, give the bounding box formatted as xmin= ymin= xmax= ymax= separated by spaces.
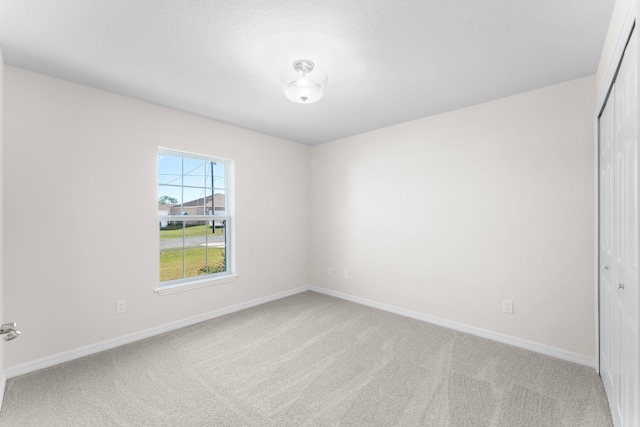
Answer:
xmin=280 ymin=60 xmax=328 ymax=104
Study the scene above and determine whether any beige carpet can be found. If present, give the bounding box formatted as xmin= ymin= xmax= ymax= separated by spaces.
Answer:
xmin=0 ymin=291 xmax=612 ymax=426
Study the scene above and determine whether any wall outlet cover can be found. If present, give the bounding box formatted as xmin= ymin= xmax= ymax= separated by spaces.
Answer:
xmin=116 ymin=300 xmax=127 ymax=314
xmin=502 ymin=300 xmax=513 ymax=314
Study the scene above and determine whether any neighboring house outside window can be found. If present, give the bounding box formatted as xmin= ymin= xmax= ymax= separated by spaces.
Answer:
xmin=157 ymin=148 xmax=234 ymax=292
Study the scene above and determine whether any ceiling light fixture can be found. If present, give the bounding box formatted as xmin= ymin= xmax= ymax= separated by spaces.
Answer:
xmin=280 ymin=60 xmax=328 ymax=104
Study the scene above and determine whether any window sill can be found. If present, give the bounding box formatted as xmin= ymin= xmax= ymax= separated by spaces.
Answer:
xmin=156 ymin=274 xmax=237 ymax=296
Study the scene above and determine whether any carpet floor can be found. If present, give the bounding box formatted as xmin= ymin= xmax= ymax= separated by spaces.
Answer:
xmin=0 ymin=291 xmax=612 ymax=426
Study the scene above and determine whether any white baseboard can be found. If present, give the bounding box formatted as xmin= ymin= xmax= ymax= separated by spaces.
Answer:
xmin=309 ymin=286 xmax=597 ymax=369
xmin=5 ymin=284 xmax=596 ymax=379
xmin=6 ymin=286 xmax=310 ymax=379
xmin=0 ymin=370 xmax=6 ymax=412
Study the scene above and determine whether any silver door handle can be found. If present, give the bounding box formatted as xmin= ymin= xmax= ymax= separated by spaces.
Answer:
xmin=618 ymin=283 xmax=625 ymax=290
xmin=0 ymin=322 xmax=20 ymax=341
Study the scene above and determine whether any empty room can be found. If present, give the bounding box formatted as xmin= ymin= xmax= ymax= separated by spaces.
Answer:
xmin=0 ymin=0 xmax=638 ymax=426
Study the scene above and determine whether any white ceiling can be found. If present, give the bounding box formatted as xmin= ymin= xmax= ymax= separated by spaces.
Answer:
xmin=0 ymin=0 xmax=614 ymax=145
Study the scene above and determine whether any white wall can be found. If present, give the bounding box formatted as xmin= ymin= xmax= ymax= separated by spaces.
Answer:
xmin=596 ymin=0 xmax=634 ymax=96
xmin=3 ymin=67 xmax=309 ymax=368
xmin=310 ymin=76 xmax=596 ymax=358
xmin=1 ymin=64 xmax=600 ymax=367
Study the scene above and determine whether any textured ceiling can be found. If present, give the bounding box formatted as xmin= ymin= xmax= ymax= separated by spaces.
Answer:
xmin=0 ymin=0 xmax=614 ymax=145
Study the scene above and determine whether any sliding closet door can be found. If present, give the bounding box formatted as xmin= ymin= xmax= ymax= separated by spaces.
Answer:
xmin=600 ymin=27 xmax=638 ymax=427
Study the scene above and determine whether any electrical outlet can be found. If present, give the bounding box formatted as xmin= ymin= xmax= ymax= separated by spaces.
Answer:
xmin=327 ymin=267 xmax=332 ymax=276
xmin=116 ymin=300 xmax=127 ymax=314
xmin=502 ymin=300 xmax=513 ymax=314
xmin=344 ymin=270 xmax=349 ymax=279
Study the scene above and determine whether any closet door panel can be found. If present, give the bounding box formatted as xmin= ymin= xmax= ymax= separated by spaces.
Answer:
xmin=613 ymin=28 xmax=638 ymax=427
xmin=600 ymin=85 xmax=616 ymax=396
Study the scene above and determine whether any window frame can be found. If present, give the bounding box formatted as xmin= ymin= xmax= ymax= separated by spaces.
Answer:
xmin=156 ymin=147 xmax=236 ymax=295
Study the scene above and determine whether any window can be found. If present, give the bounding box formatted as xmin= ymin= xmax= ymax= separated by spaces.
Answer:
xmin=157 ymin=149 xmax=233 ymax=291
